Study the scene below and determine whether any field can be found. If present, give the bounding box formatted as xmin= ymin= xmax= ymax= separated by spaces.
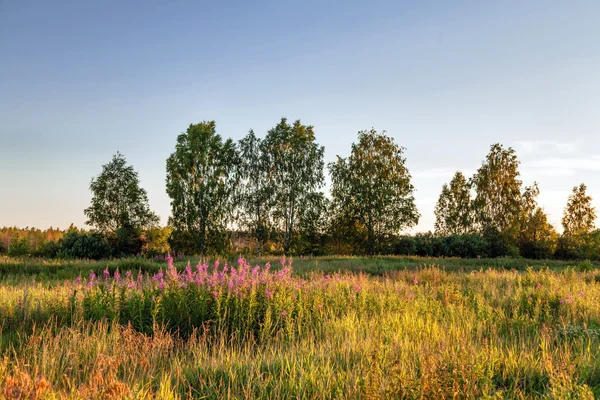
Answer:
xmin=1 ymin=256 xmax=600 ymax=399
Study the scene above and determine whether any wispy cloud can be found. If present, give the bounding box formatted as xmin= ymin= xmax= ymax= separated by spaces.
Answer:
xmin=515 ymin=140 xmax=579 ymax=155
xmin=523 ymin=155 xmax=600 ymax=176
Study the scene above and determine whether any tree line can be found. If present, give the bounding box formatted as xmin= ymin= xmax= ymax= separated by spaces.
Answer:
xmin=2 ymin=118 xmax=598 ymax=260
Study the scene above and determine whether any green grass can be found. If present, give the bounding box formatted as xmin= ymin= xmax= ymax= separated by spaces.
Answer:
xmin=0 ymin=254 xmax=597 ymax=283
xmin=1 ymin=257 xmax=600 ymax=398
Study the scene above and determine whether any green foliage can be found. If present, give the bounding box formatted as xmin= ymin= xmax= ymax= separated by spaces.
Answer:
xmin=329 ymin=129 xmax=419 ymax=254
xmin=143 ymin=227 xmax=172 ymax=257
xmin=33 ymin=240 xmax=61 ymax=258
xmin=0 ymin=241 xmax=6 ymax=255
xmin=264 ymin=118 xmax=325 ymax=254
xmin=58 ymin=231 xmax=111 ymax=260
xmin=84 ymin=152 xmax=159 ymax=233
xmin=562 ymin=183 xmax=596 ymax=237
xmin=109 ymin=225 xmax=144 ymax=257
xmin=472 ymin=143 xmax=523 ymax=236
xmin=166 ymin=121 xmax=239 ymax=255
xmin=237 ymin=130 xmax=275 ymax=255
xmin=434 ymin=171 xmax=473 ymax=235
xmin=7 ymin=235 xmax=29 ymax=257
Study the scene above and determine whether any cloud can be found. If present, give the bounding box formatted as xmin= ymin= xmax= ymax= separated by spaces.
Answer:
xmin=515 ymin=140 xmax=579 ymax=155
xmin=523 ymin=155 xmax=600 ymax=176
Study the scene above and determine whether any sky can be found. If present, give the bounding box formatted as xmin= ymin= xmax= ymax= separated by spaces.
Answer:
xmin=1 ymin=0 xmax=599 ymax=232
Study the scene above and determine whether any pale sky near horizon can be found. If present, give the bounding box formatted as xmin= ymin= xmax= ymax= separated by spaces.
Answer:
xmin=1 ymin=1 xmax=599 ymax=232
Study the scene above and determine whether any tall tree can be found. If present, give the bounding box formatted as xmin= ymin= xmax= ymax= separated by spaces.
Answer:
xmin=84 ymin=152 xmax=159 ymax=234
xmin=263 ymin=118 xmax=325 ymax=254
xmin=562 ymin=183 xmax=596 ymax=236
xmin=519 ymin=207 xmax=558 ymax=259
xmin=329 ymin=129 xmax=419 ymax=254
xmin=471 ymin=144 xmax=523 ymax=236
xmin=434 ymin=171 xmax=473 ymax=235
xmin=237 ymin=130 xmax=274 ymax=256
xmin=166 ymin=121 xmax=239 ymax=255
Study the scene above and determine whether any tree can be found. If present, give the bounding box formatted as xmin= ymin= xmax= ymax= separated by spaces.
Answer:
xmin=166 ymin=121 xmax=239 ymax=255
xmin=263 ymin=118 xmax=325 ymax=254
xmin=85 ymin=152 xmax=159 ymax=234
xmin=237 ymin=130 xmax=274 ymax=256
xmin=562 ymin=183 xmax=596 ymax=236
xmin=329 ymin=129 xmax=419 ymax=254
xmin=471 ymin=144 xmax=523 ymax=237
xmin=434 ymin=171 xmax=473 ymax=235
xmin=519 ymin=207 xmax=558 ymax=259
xmin=296 ymin=192 xmax=329 ymax=255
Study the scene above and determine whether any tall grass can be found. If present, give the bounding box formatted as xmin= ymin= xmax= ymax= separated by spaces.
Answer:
xmin=1 ymin=258 xmax=600 ymax=398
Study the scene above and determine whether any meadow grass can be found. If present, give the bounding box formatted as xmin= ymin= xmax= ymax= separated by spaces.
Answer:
xmin=1 ymin=257 xmax=600 ymax=398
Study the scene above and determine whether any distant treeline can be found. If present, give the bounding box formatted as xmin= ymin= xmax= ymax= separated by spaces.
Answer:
xmin=3 ymin=118 xmax=598 ymax=261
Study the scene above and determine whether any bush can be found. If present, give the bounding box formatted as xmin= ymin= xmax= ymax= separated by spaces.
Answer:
xmin=0 ymin=241 xmax=6 ymax=255
xmin=58 ymin=231 xmax=111 ymax=260
xmin=8 ymin=236 xmax=30 ymax=257
xmin=109 ymin=226 xmax=144 ymax=257
xmin=33 ymin=240 xmax=62 ymax=258
xmin=441 ymin=234 xmax=489 ymax=258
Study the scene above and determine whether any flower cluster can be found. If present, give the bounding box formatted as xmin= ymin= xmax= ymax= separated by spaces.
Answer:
xmin=78 ymin=256 xmax=294 ymax=298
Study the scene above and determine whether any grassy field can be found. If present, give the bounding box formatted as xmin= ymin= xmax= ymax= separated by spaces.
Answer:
xmin=1 ymin=256 xmax=600 ymax=398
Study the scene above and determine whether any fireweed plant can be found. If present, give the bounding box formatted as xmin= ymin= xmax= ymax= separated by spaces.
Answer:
xmin=76 ymin=256 xmax=358 ymax=340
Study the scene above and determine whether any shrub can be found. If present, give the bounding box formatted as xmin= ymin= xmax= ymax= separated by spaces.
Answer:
xmin=58 ymin=231 xmax=111 ymax=260
xmin=8 ymin=236 xmax=30 ymax=257
xmin=0 ymin=241 xmax=6 ymax=255
xmin=109 ymin=226 xmax=144 ymax=257
xmin=34 ymin=240 xmax=61 ymax=258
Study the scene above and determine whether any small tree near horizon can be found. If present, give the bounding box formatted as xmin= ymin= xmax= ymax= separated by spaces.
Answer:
xmin=166 ymin=121 xmax=239 ymax=255
xmin=84 ymin=152 xmax=159 ymax=234
xmin=434 ymin=171 xmax=473 ymax=236
xmin=329 ymin=129 xmax=419 ymax=255
xmin=562 ymin=183 xmax=596 ymax=237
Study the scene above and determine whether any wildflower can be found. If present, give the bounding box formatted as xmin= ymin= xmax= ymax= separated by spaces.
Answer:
xmin=114 ymin=270 xmax=121 ymax=281
xmin=75 ymin=276 xmax=82 ymax=284
xmin=89 ymin=271 xmax=96 ymax=280
xmin=536 ymin=283 xmax=542 ymax=289
xmin=212 ymin=291 xmax=219 ymax=299
xmin=566 ymin=298 xmax=573 ymax=304
xmin=237 ymin=257 xmax=244 ymax=265
xmin=353 ymin=285 xmax=361 ymax=292
xmin=126 ymin=271 xmax=132 ymax=279
xmin=413 ymin=279 xmax=418 ymax=285
xmin=560 ymin=299 xmax=565 ymax=304
xmin=280 ymin=258 xmax=286 ymax=266
xmin=281 ymin=310 xmax=287 ymax=316
xmin=214 ymin=260 xmax=220 ymax=269
xmin=103 ymin=269 xmax=110 ymax=279
xmin=580 ymin=291 xmax=585 ymax=297
xmin=158 ymin=279 xmax=165 ymax=290
xmin=265 ymin=289 xmax=273 ymax=298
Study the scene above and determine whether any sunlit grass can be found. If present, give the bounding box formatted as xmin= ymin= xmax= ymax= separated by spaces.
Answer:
xmin=1 ymin=258 xmax=600 ymax=398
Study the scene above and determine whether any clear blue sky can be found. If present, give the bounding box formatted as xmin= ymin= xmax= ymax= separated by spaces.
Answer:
xmin=1 ymin=0 xmax=599 ymax=232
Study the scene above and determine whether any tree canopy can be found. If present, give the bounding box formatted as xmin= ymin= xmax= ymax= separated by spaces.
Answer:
xmin=84 ymin=152 xmax=159 ymax=234
xmin=329 ymin=129 xmax=419 ymax=254
xmin=434 ymin=171 xmax=473 ymax=236
xmin=166 ymin=121 xmax=239 ymax=255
